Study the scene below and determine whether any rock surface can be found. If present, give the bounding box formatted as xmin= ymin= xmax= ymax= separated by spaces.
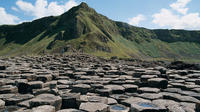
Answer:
xmin=31 ymin=105 xmax=55 ymax=112
xmin=0 ymin=54 xmax=200 ymax=112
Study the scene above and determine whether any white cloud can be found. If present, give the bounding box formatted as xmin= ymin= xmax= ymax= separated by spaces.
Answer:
xmin=16 ymin=0 xmax=78 ymax=19
xmin=153 ymin=8 xmax=200 ymax=29
xmin=11 ymin=7 xmax=19 ymax=12
xmin=128 ymin=14 xmax=146 ymax=26
xmin=170 ymin=0 xmax=191 ymax=15
xmin=16 ymin=0 xmax=34 ymax=13
xmin=0 ymin=7 xmax=19 ymax=25
xmin=153 ymin=9 xmax=179 ymax=28
xmin=64 ymin=0 xmax=78 ymax=11
xmin=152 ymin=0 xmax=200 ymax=29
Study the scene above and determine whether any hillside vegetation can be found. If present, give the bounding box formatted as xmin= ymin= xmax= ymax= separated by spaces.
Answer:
xmin=0 ymin=3 xmax=200 ymax=62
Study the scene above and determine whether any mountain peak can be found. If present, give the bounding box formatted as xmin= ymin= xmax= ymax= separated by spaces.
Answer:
xmin=75 ymin=2 xmax=96 ymax=13
xmin=63 ymin=2 xmax=95 ymax=15
xmin=79 ymin=2 xmax=89 ymax=8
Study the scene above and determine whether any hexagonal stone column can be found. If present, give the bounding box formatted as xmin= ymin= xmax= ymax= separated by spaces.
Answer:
xmin=30 ymin=94 xmax=62 ymax=111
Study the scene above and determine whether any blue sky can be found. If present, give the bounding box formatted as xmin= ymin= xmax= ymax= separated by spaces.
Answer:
xmin=0 ymin=0 xmax=200 ymax=30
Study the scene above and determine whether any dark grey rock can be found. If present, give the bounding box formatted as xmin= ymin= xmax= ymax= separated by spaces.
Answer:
xmin=104 ymin=85 xmax=125 ymax=94
xmin=0 ymin=66 xmax=6 ymax=70
xmin=71 ymin=84 xmax=91 ymax=94
xmin=28 ymin=81 xmax=44 ymax=89
xmin=36 ymin=74 xmax=52 ymax=82
xmin=0 ymin=85 xmax=18 ymax=94
xmin=61 ymin=93 xmax=80 ymax=109
xmin=32 ymin=87 xmax=58 ymax=95
xmin=148 ymin=78 xmax=168 ymax=89
xmin=30 ymin=94 xmax=62 ymax=111
xmin=4 ymin=94 xmax=34 ymax=105
xmin=122 ymin=84 xmax=138 ymax=93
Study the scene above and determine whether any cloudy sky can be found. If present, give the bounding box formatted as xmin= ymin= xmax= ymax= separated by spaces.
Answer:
xmin=0 ymin=0 xmax=200 ymax=30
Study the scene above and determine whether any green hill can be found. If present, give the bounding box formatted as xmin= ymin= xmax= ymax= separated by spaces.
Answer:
xmin=0 ymin=2 xmax=200 ymax=62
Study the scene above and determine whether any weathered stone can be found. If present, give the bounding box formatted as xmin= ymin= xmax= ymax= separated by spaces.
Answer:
xmin=4 ymin=94 xmax=34 ymax=105
xmin=2 ymin=54 xmax=200 ymax=112
xmin=122 ymin=84 xmax=138 ymax=93
xmin=57 ymin=85 xmax=70 ymax=90
xmin=30 ymin=94 xmax=62 ymax=111
xmin=192 ymin=88 xmax=200 ymax=93
xmin=28 ymin=81 xmax=44 ymax=89
xmin=104 ymin=85 xmax=125 ymax=94
xmin=32 ymin=87 xmax=58 ymax=95
xmin=0 ymin=99 xmax=5 ymax=109
xmin=121 ymin=97 xmax=151 ymax=107
xmin=156 ymin=66 xmax=167 ymax=74
xmin=91 ymin=84 xmax=104 ymax=89
xmin=131 ymin=102 xmax=167 ymax=112
xmin=138 ymin=93 xmax=163 ymax=100
xmin=57 ymin=109 xmax=82 ymax=112
xmin=170 ymin=83 xmax=187 ymax=90
xmin=141 ymin=75 xmax=157 ymax=83
xmin=138 ymin=87 xmax=160 ymax=93
xmin=0 ymin=80 xmax=5 ymax=86
xmin=107 ymin=98 xmax=118 ymax=105
xmin=148 ymin=78 xmax=168 ymax=89
xmin=79 ymin=102 xmax=108 ymax=112
xmin=58 ymin=80 xmax=73 ymax=85
xmin=180 ymin=102 xmax=197 ymax=112
xmin=0 ymin=79 xmax=15 ymax=85
xmin=110 ymin=94 xmax=129 ymax=103
xmin=43 ymin=81 xmax=57 ymax=89
xmin=109 ymin=104 xmax=129 ymax=112
xmin=184 ymin=84 xmax=200 ymax=90
xmin=71 ymin=84 xmax=91 ymax=94
xmin=3 ymin=106 xmax=24 ymax=112
xmin=18 ymin=99 xmax=32 ymax=108
xmin=31 ymin=105 xmax=55 ymax=112
xmin=0 ymin=74 xmax=6 ymax=78
xmin=178 ymin=90 xmax=200 ymax=100
xmin=109 ymin=80 xmax=126 ymax=85
xmin=21 ymin=74 xmax=37 ymax=81
xmin=125 ymin=80 xmax=136 ymax=84
xmin=36 ymin=74 xmax=52 ymax=82
xmin=0 ymin=85 xmax=18 ymax=94
xmin=163 ymin=88 xmax=182 ymax=93
xmin=61 ymin=93 xmax=80 ymax=109
xmin=87 ymin=96 xmax=108 ymax=103
xmin=152 ymin=99 xmax=184 ymax=112
xmin=161 ymin=92 xmax=200 ymax=104
xmin=0 ymin=94 xmax=15 ymax=101
xmin=15 ymin=79 xmax=30 ymax=94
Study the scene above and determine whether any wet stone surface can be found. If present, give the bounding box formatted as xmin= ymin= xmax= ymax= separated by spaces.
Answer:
xmin=0 ymin=54 xmax=200 ymax=112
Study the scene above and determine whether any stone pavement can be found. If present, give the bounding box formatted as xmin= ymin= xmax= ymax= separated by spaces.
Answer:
xmin=0 ymin=54 xmax=200 ymax=112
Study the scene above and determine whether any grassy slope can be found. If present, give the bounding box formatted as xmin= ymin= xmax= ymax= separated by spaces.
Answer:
xmin=0 ymin=27 xmax=200 ymax=62
xmin=0 ymin=3 xmax=200 ymax=62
